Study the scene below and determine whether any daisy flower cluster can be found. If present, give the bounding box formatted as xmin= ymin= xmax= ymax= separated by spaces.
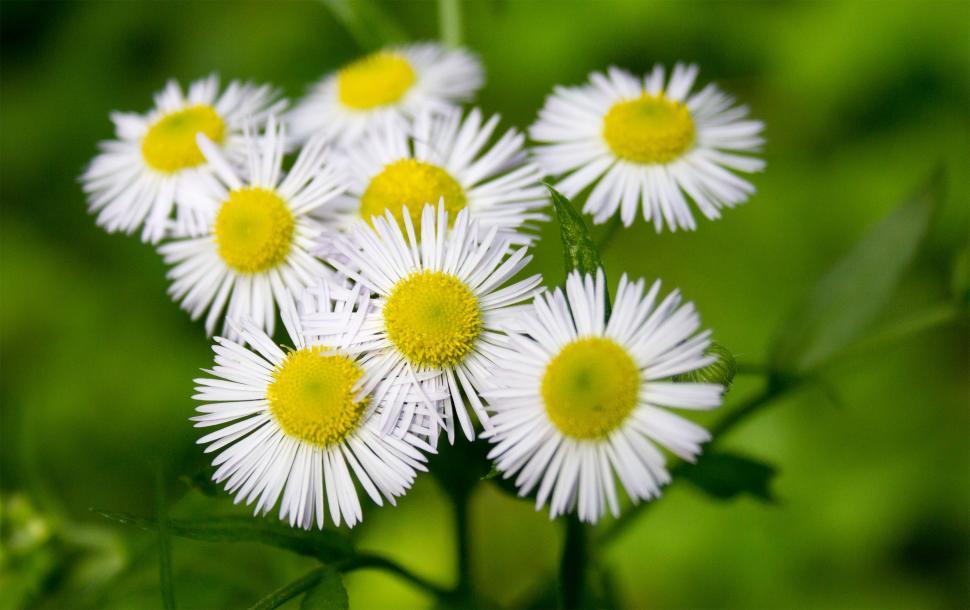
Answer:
xmin=82 ymin=41 xmax=763 ymax=528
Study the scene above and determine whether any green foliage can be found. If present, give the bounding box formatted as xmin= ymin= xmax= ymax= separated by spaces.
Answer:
xmin=770 ymin=172 xmax=943 ymax=374
xmin=302 ymin=567 xmax=349 ymax=610
xmin=680 ymin=452 xmax=778 ymax=503
xmin=249 ymin=567 xmax=329 ymax=610
xmin=546 ymin=184 xmax=604 ymax=278
xmin=97 ymin=512 xmax=354 ymax=563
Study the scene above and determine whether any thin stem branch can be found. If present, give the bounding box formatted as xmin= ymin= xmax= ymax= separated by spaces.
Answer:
xmin=348 ymin=554 xmax=453 ymax=598
xmin=437 ymin=0 xmax=462 ymax=47
xmin=247 ymin=566 xmax=326 ymax=610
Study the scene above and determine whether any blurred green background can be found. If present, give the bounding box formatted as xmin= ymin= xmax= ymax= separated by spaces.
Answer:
xmin=1 ymin=1 xmax=968 ymax=608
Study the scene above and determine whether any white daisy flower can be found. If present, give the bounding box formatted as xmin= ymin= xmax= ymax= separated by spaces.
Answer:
xmin=329 ymin=108 xmax=548 ymax=246
xmin=192 ymin=289 xmax=437 ymax=529
xmin=158 ymin=117 xmax=345 ymax=338
xmin=82 ymin=75 xmax=285 ymax=242
xmin=530 ymin=63 xmax=765 ymax=231
xmin=288 ymin=42 xmax=483 ymax=146
xmin=303 ymin=204 xmax=543 ymax=444
xmin=484 ymin=269 xmax=723 ymax=523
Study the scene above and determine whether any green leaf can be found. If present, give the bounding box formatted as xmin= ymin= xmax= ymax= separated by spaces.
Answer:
xmin=97 ymin=512 xmax=354 ymax=563
xmin=680 ymin=452 xmax=778 ymax=502
xmin=319 ymin=0 xmax=406 ymax=51
xmin=770 ymin=172 xmax=942 ymax=373
xmin=546 ymin=183 xmax=603 ymax=277
xmin=301 ymin=567 xmax=348 ymax=610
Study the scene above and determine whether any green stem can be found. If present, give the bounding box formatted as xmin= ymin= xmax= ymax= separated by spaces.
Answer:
xmin=247 ymin=566 xmax=326 ymax=610
xmin=559 ymin=516 xmax=589 ymax=609
xmin=437 ymin=0 xmax=462 ymax=47
xmin=349 ymin=554 xmax=453 ymax=598
xmin=155 ymin=464 xmax=177 ymax=610
xmin=454 ymin=490 xmax=472 ymax=598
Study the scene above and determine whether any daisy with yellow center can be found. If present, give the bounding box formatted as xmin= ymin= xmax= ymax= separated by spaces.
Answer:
xmin=192 ymin=290 xmax=438 ymax=529
xmin=82 ymin=75 xmax=285 ymax=242
xmin=484 ymin=270 xmax=724 ymax=523
xmin=531 ymin=63 xmax=765 ymax=231
xmin=158 ymin=117 xmax=346 ymax=339
xmin=328 ymin=108 xmax=547 ymax=247
xmin=288 ymin=43 xmax=483 ymax=146
xmin=302 ymin=204 xmax=543 ymax=444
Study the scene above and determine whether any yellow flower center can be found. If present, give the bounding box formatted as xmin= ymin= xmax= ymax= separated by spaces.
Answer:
xmin=337 ymin=52 xmax=416 ymax=110
xmin=214 ymin=187 xmax=295 ymax=274
xmin=359 ymin=159 xmax=467 ymax=232
xmin=141 ymin=104 xmax=226 ymax=173
xmin=542 ymin=337 xmax=640 ymax=439
xmin=602 ymin=94 xmax=695 ymax=164
xmin=267 ymin=347 xmax=368 ymax=447
xmin=383 ymin=271 xmax=482 ymax=369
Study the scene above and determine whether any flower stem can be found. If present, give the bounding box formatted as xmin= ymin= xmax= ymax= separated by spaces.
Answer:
xmin=347 ymin=554 xmax=453 ymax=598
xmin=247 ymin=566 xmax=326 ymax=610
xmin=438 ymin=0 xmax=462 ymax=47
xmin=559 ymin=516 xmax=589 ymax=609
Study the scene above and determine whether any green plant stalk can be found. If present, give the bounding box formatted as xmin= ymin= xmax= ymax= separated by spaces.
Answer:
xmin=247 ymin=566 xmax=326 ymax=610
xmin=438 ymin=0 xmax=462 ymax=47
xmin=559 ymin=516 xmax=589 ymax=609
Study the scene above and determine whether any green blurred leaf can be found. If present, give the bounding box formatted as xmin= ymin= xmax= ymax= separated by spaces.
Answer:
xmin=301 ymin=567 xmax=348 ymax=610
xmin=96 ymin=512 xmax=354 ymax=563
xmin=770 ymin=172 xmax=943 ymax=373
xmin=681 ymin=452 xmax=778 ymax=502
xmin=318 ymin=0 xmax=406 ymax=51
xmin=546 ymin=184 xmax=603 ymax=277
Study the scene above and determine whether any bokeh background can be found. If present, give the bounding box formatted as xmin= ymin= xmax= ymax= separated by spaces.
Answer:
xmin=1 ymin=1 xmax=968 ymax=608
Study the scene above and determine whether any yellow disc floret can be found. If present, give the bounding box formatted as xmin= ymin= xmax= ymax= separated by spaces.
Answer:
xmin=383 ymin=271 xmax=482 ymax=369
xmin=267 ymin=347 xmax=368 ymax=447
xmin=141 ymin=104 xmax=226 ymax=173
xmin=337 ymin=52 xmax=416 ymax=110
xmin=542 ymin=337 xmax=640 ymax=439
xmin=602 ymin=94 xmax=695 ymax=164
xmin=214 ymin=187 xmax=295 ymax=274
xmin=359 ymin=159 xmax=467 ymax=232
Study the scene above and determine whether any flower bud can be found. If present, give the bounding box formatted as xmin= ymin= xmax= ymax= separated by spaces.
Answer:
xmin=674 ymin=342 xmax=736 ymax=387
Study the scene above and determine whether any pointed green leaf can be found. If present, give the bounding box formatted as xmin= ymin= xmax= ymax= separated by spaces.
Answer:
xmin=301 ymin=567 xmax=348 ymax=610
xmin=681 ymin=452 xmax=778 ymax=502
xmin=771 ymin=172 xmax=942 ymax=373
xmin=319 ymin=0 xmax=406 ymax=51
xmin=97 ymin=512 xmax=354 ymax=563
xmin=546 ymin=183 xmax=603 ymax=276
